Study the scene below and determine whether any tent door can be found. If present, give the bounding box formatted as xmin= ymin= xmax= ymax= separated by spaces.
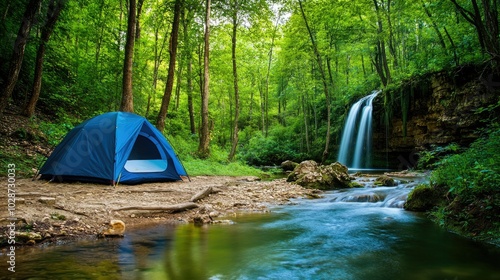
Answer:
xmin=124 ymin=132 xmax=167 ymax=173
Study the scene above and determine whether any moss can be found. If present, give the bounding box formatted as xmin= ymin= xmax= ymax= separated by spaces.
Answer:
xmin=348 ymin=181 xmax=363 ymax=188
xmin=404 ymin=184 xmax=443 ymax=212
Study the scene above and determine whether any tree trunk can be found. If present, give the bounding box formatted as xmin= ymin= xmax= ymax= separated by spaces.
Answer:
xmin=156 ymin=0 xmax=182 ymax=132
xmin=372 ymin=0 xmax=391 ymax=86
xmin=174 ymin=60 xmax=183 ymax=111
xmin=0 ymin=0 xmax=42 ymax=116
xmin=421 ymin=1 xmax=447 ymax=50
xmin=24 ymin=0 xmax=66 ymax=117
xmin=449 ymin=0 xmax=499 ymax=60
xmin=386 ymin=0 xmax=399 ymax=67
xmin=120 ymin=0 xmax=137 ymax=113
xmin=228 ymin=5 xmax=240 ymax=161
xmin=298 ymin=0 xmax=332 ymax=164
xmin=198 ymin=0 xmax=211 ymax=158
xmin=187 ymin=50 xmax=196 ymax=134
xmin=444 ymin=27 xmax=460 ymax=66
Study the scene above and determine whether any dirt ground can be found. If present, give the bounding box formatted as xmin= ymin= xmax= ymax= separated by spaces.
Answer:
xmin=0 ymin=176 xmax=318 ymax=248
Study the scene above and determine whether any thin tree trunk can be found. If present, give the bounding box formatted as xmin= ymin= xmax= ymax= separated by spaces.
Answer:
xmin=0 ymin=0 xmax=42 ymax=116
xmin=181 ymin=6 xmax=196 ymax=134
xmin=228 ymin=4 xmax=240 ymax=161
xmin=372 ymin=0 xmax=391 ymax=86
xmin=198 ymin=0 xmax=211 ymax=158
xmin=174 ymin=59 xmax=183 ymax=111
xmin=386 ymin=0 xmax=398 ymax=67
xmin=302 ymin=93 xmax=310 ymax=154
xmin=187 ymin=54 xmax=196 ymax=134
xmin=262 ymin=9 xmax=280 ymax=138
xmin=421 ymin=1 xmax=447 ymax=50
xmin=156 ymin=0 xmax=182 ymax=132
xmin=24 ymin=0 xmax=65 ymax=117
xmin=298 ymin=0 xmax=332 ymax=164
xmin=444 ymin=27 xmax=460 ymax=66
xmin=120 ymin=0 xmax=137 ymax=112
xmin=361 ymin=54 xmax=367 ymax=78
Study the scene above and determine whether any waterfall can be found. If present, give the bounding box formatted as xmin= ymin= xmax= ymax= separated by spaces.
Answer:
xmin=337 ymin=90 xmax=380 ymax=169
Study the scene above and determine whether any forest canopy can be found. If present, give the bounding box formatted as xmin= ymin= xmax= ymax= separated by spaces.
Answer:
xmin=0 ymin=0 xmax=498 ymax=165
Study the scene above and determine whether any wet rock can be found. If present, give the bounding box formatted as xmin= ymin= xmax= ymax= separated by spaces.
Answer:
xmin=375 ymin=175 xmax=397 ymax=186
xmin=281 ymin=160 xmax=298 ymax=171
xmin=287 ymin=160 xmax=352 ymax=190
xmin=15 ymin=231 xmax=42 ymax=242
xmin=193 ymin=215 xmax=212 ymax=225
xmin=212 ymin=219 xmax=234 ymax=224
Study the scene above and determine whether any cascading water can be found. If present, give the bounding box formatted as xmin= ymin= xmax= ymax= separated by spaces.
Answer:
xmin=337 ymin=90 xmax=380 ymax=170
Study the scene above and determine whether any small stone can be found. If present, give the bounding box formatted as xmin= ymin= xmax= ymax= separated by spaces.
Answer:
xmin=101 ymin=220 xmax=125 ymax=237
xmin=15 ymin=198 xmax=25 ymax=204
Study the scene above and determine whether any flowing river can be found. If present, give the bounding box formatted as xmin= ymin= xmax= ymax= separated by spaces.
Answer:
xmin=3 ymin=176 xmax=500 ymax=279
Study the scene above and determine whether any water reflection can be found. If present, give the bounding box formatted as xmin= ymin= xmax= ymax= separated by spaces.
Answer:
xmin=3 ymin=184 xmax=500 ymax=279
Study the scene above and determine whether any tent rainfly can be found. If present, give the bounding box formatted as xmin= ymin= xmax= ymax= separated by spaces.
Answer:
xmin=39 ymin=112 xmax=188 ymax=184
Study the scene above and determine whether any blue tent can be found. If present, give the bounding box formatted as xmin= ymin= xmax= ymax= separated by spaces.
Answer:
xmin=39 ymin=112 xmax=188 ymax=184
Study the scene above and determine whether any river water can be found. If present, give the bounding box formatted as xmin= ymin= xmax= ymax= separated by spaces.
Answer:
xmin=3 ymin=177 xmax=500 ymax=279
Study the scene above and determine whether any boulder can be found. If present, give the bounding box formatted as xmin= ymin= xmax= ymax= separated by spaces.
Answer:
xmin=281 ymin=160 xmax=298 ymax=171
xmin=375 ymin=175 xmax=397 ymax=186
xmin=287 ymin=160 xmax=352 ymax=190
xmin=404 ymin=184 xmax=442 ymax=212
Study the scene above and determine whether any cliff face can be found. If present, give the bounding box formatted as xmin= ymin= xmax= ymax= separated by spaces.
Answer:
xmin=371 ymin=65 xmax=499 ymax=169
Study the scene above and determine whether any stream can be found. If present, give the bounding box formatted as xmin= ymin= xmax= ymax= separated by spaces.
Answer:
xmin=2 ymin=176 xmax=500 ymax=279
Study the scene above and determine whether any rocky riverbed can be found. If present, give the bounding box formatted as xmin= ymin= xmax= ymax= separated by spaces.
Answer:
xmin=0 ymin=176 xmax=319 ymax=248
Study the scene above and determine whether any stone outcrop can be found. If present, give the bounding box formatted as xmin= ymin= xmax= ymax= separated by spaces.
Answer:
xmin=371 ymin=64 xmax=500 ymax=168
xmin=287 ymin=160 xmax=352 ymax=190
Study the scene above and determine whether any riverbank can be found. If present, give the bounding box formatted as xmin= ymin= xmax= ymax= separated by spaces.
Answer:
xmin=0 ymin=176 xmax=318 ymax=248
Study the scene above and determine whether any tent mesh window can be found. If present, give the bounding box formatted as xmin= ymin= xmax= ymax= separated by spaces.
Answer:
xmin=124 ymin=134 xmax=167 ymax=173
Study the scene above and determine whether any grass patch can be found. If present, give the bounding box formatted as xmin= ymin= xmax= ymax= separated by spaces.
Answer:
xmin=183 ymin=157 xmax=265 ymax=177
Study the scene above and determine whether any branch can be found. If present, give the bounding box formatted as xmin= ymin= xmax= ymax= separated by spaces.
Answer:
xmin=112 ymin=202 xmax=198 ymax=212
xmin=190 ymin=186 xmax=213 ymax=202
xmin=449 ymin=0 xmax=477 ymax=26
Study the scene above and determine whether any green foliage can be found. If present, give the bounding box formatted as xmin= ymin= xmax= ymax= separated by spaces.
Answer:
xmin=0 ymin=147 xmax=42 ymax=178
xmin=239 ymin=126 xmax=308 ymax=166
xmin=167 ymin=133 xmax=264 ymax=177
xmin=431 ymin=128 xmax=500 ymax=197
xmin=38 ymin=121 xmax=74 ymax=146
xmin=417 ymin=143 xmax=461 ymax=170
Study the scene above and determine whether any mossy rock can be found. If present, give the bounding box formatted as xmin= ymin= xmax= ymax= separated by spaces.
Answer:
xmin=281 ymin=160 xmax=299 ymax=172
xmin=404 ymin=184 xmax=442 ymax=212
xmin=375 ymin=175 xmax=397 ymax=186
xmin=287 ymin=160 xmax=351 ymax=190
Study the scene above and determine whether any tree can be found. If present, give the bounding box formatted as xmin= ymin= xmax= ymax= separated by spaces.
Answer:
xmin=298 ymin=0 xmax=332 ymax=164
xmin=371 ymin=0 xmax=391 ymax=86
xmin=0 ymin=0 xmax=42 ymax=117
xmin=120 ymin=0 xmax=137 ymax=112
xmin=449 ymin=0 xmax=499 ymax=61
xmin=227 ymin=0 xmax=241 ymax=161
xmin=198 ymin=0 xmax=211 ymax=158
xmin=23 ymin=0 xmax=66 ymax=117
xmin=156 ymin=0 xmax=182 ymax=132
